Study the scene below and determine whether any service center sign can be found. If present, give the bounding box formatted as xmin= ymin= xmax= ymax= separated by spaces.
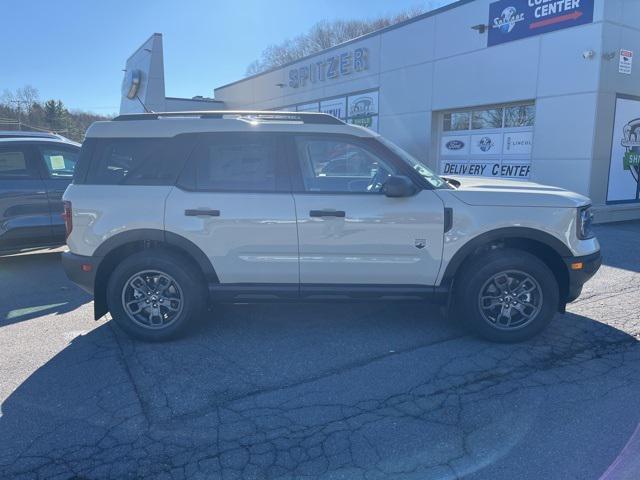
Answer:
xmin=606 ymin=97 xmax=640 ymax=204
xmin=488 ymin=0 xmax=594 ymax=47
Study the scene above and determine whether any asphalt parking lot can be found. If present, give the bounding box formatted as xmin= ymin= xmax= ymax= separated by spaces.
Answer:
xmin=0 ymin=222 xmax=639 ymax=480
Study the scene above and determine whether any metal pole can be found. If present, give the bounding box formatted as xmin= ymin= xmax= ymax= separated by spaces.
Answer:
xmin=9 ymin=100 xmax=27 ymax=131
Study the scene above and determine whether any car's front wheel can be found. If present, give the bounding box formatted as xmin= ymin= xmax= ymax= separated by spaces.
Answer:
xmin=106 ymin=250 xmax=206 ymax=341
xmin=453 ymin=248 xmax=559 ymax=342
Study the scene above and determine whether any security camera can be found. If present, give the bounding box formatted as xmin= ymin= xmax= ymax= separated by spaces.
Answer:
xmin=582 ymin=50 xmax=596 ymax=60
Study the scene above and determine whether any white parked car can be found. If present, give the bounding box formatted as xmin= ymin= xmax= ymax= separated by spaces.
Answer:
xmin=62 ymin=111 xmax=601 ymax=342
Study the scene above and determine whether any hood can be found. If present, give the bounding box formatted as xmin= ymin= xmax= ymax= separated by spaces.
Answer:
xmin=444 ymin=176 xmax=590 ymax=208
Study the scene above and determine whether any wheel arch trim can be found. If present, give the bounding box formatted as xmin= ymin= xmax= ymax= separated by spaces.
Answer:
xmin=441 ymin=227 xmax=573 ymax=283
xmin=91 ymin=229 xmax=218 ymax=320
xmin=92 ymin=228 xmax=218 ymax=281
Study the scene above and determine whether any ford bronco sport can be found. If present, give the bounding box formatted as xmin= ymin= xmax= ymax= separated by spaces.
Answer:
xmin=61 ymin=111 xmax=601 ymax=342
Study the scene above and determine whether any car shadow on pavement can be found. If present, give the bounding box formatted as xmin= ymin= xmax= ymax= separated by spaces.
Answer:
xmin=0 ymin=252 xmax=91 ymax=327
xmin=1 ymin=303 xmax=639 ymax=480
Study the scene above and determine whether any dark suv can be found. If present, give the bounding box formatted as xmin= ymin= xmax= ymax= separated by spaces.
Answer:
xmin=0 ymin=131 xmax=80 ymax=255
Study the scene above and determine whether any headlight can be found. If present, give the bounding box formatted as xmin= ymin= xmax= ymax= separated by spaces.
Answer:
xmin=577 ymin=205 xmax=595 ymax=240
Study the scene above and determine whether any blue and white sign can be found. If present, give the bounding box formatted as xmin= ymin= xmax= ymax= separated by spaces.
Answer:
xmin=488 ymin=0 xmax=594 ymax=47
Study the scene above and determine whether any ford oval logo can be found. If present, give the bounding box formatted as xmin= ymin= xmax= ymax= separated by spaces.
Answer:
xmin=446 ymin=140 xmax=465 ymax=150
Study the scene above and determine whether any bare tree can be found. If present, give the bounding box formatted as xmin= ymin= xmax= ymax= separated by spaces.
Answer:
xmin=0 ymin=89 xmax=16 ymax=106
xmin=246 ymin=6 xmax=428 ymax=75
xmin=0 ymin=85 xmax=111 ymax=141
xmin=15 ymin=85 xmax=39 ymax=114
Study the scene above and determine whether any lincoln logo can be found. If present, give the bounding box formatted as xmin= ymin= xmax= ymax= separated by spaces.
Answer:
xmin=446 ymin=140 xmax=465 ymax=150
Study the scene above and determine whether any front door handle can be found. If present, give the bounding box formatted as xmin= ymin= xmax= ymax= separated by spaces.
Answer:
xmin=185 ymin=209 xmax=220 ymax=217
xmin=309 ymin=210 xmax=346 ymax=218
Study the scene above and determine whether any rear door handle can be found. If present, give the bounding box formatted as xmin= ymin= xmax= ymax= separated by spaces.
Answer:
xmin=309 ymin=210 xmax=346 ymax=218
xmin=185 ymin=209 xmax=220 ymax=217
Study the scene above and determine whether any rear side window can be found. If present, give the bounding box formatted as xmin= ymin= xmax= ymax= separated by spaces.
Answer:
xmin=84 ymin=138 xmax=170 ymax=185
xmin=191 ymin=134 xmax=281 ymax=192
xmin=0 ymin=149 xmax=30 ymax=178
xmin=80 ymin=136 xmax=194 ymax=186
xmin=39 ymin=146 xmax=78 ymax=178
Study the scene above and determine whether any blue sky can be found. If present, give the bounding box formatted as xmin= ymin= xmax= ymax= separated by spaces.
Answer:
xmin=1 ymin=0 xmax=454 ymax=115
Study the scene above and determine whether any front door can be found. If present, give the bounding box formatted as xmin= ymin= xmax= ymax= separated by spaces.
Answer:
xmin=164 ymin=132 xmax=299 ymax=285
xmin=289 ymin=134 xmax=445 ymax=286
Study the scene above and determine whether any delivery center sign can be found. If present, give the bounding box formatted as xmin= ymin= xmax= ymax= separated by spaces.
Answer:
xmin=488 ymin=0 xmax=594 ymax=47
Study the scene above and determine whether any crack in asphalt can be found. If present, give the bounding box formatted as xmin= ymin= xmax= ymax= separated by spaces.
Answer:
xmin=1 ymin=222 xmax=640 ymax=479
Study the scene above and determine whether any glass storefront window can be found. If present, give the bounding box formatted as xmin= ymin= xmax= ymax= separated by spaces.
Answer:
xmin=505 ymin=104 xmax=535 ymax=127
xmin=439 ymin=101 xmax=535 ymax=180
xmin=443 ymin=112 xmax=470 ymax=131
xmin=472 ymin=108 xmax=504 ymax=129
xmin=286 ymin=90 xmax=380 ymax=131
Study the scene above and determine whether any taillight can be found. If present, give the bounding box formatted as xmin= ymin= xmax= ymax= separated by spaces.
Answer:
xmin=62 ymin=201 xmax=73 ymax=240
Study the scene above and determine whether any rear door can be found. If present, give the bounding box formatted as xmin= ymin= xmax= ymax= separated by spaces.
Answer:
xmin=288 ymin=134 xmax=445 ymax=287
xmin=0 ymin=143 xmax=52 ymax=251
xmin=34 ymin=143 xmax=79 ymax=242
xmin=164 ymin=132 xmax=299 ymax=285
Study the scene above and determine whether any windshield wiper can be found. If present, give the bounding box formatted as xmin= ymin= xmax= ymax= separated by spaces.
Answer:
xmin=441 ymin=176 xmax=460 ymax=189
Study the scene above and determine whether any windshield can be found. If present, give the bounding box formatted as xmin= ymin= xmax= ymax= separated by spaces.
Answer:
xmin=376 ymin=136 xmax=450 ymax=189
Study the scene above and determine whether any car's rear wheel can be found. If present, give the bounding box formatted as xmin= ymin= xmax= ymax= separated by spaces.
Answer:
xmin=106 ymin=250 xmax=206 ymax=341
xmin=453 ymin=248 xmax=559 ymax=342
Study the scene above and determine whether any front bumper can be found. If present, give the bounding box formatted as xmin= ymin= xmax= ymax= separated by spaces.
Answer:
xmin=564 ymin=250 xmax=602 ymax=303
xmin=61 ymin=251 xmax=100 ymax=295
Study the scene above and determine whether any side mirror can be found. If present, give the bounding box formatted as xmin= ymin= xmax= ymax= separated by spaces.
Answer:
xmin=382 ymin=175 xmax=417 ymax=197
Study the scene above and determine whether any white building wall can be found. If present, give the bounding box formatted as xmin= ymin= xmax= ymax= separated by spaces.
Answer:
xmin=209 ymin=0 xmax=640 ymax=219
xmin=590 ymin=0 xmax=640 ymax=219
xmin=120 ymin=34 xmax=224 ymax=114
xmin=120 ymin=33 xmax=167 ymax=114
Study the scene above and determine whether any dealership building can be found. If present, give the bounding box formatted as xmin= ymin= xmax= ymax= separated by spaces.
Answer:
xmin=121 ymin=0 xmax=640 ymax=221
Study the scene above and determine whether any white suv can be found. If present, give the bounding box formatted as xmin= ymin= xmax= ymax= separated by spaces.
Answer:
xmin=62 ymin=111 xmax=601 ymax=342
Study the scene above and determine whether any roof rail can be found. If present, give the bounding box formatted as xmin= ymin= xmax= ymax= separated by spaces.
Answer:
xmin=112 ymin=110 xmax=345 ymax=125
xmin=0 ymin=130 xmax=60 ymax=139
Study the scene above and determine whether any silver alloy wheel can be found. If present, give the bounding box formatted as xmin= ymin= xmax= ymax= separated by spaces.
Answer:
xmin=477 ymin=269 xmax=543 ymax=331
xmin=121 ymin=270 xmax=184 ymax=330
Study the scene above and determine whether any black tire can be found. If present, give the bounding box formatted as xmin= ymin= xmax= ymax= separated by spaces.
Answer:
xmin=106 ymin=249 xmax=206 ymax=341
xmin=453 ymin=248 xmax=559 ymax=343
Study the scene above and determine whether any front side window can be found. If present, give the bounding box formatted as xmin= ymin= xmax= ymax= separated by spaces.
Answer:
xmin=376 ymin=136 xmax=449 ymax=189
xmin=0 ymin=148 xmax=30 ymax=178
xmin=295 ymin=136 xmax=397 ymax=193
xmin=194 ymin=135 xmax=278 ymax=192
xmin=39 ymin=146 xmax=78 ymax=178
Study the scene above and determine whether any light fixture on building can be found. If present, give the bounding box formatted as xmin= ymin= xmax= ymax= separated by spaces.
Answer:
xmin=602 ymin=51 xmax=617 ymax=61
xmin=275 ymin=83 xmax=285 ymax=88
xmin=582 ymin=49 xmax=596 ymax=60
xmin=471 ymin=24 xmax=488 ymax=34
xmin=122 ymin=69 xmax=143 ymax=99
